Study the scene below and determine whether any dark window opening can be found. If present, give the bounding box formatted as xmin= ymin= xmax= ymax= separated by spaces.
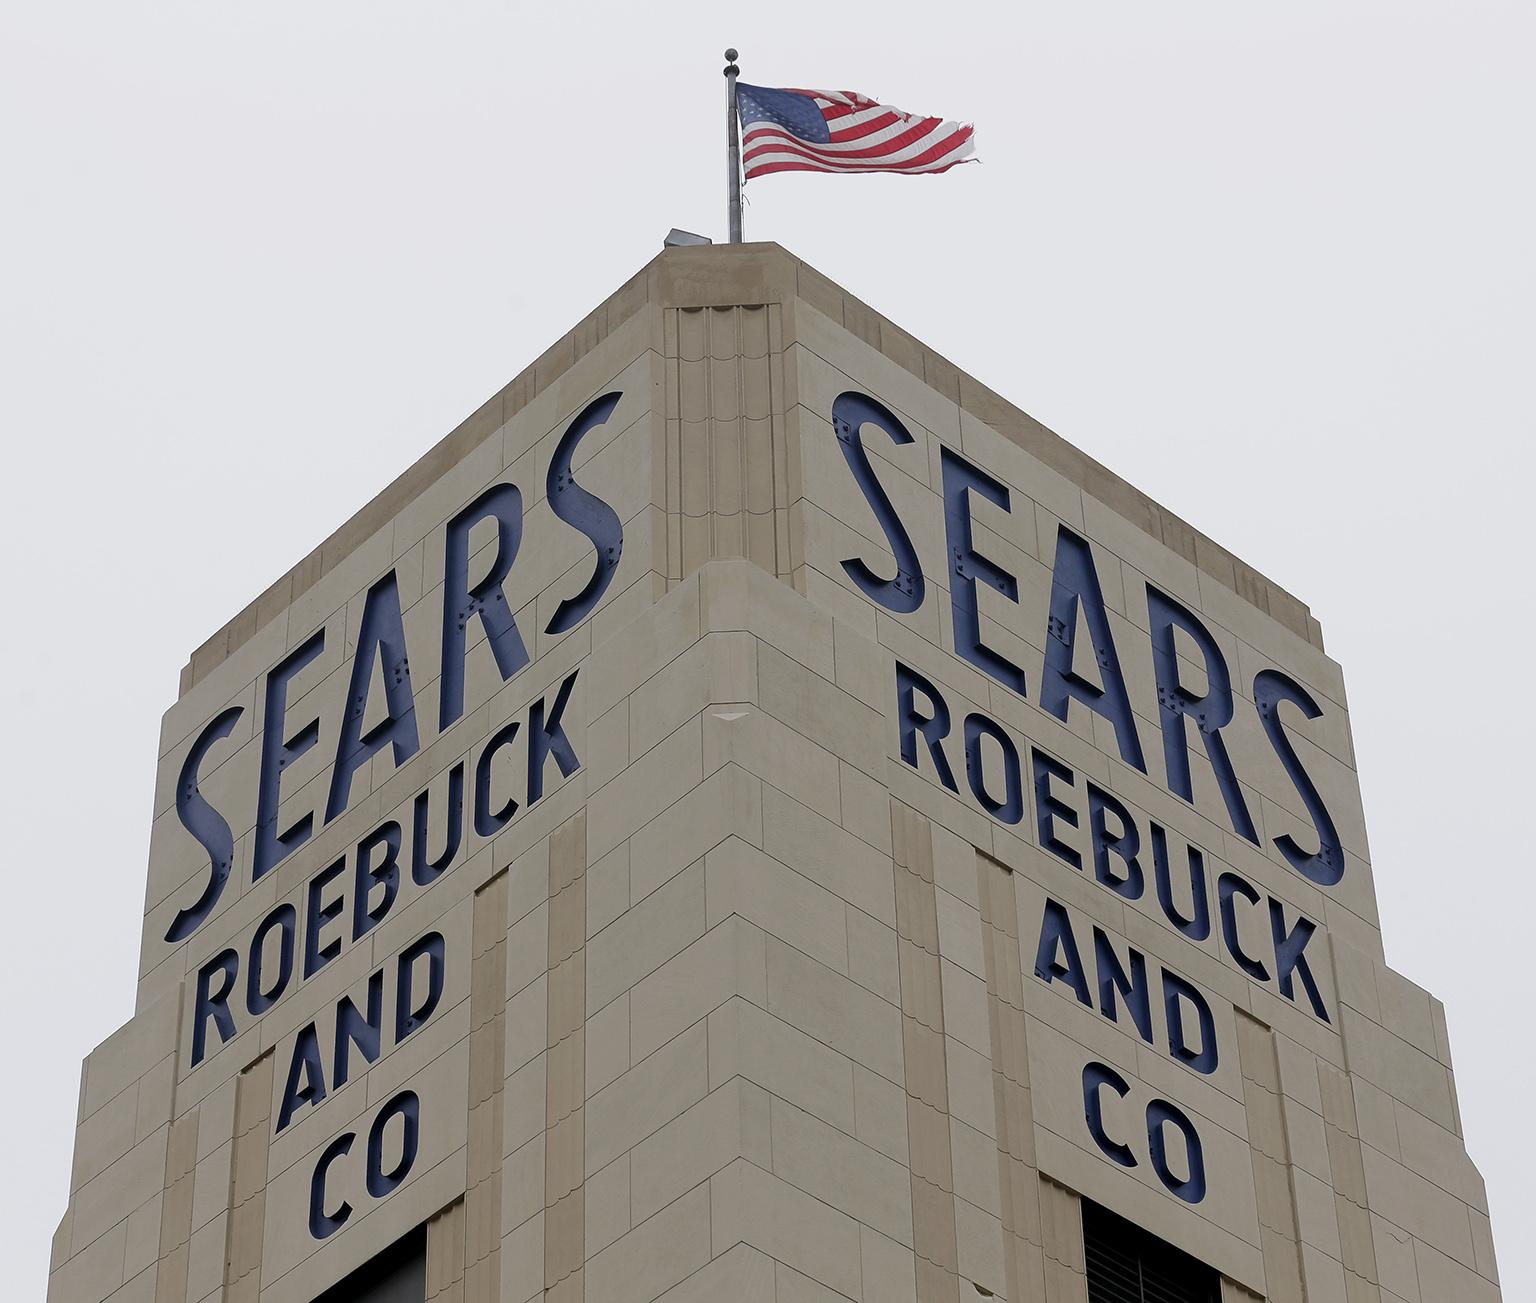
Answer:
xmin=311 ymin=1225 xmax=426 ymax=1303
xmin=1083 ymin=1201 xmax=1220 ymax=1303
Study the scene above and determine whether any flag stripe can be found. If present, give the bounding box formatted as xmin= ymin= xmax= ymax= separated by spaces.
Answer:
xmin=744 ymin=134 xmax=976 ymax=175
xmin=744 ymin=123 xmax=973 ymax=171
xmin=737 ymin=83 xmax=975 ymax=180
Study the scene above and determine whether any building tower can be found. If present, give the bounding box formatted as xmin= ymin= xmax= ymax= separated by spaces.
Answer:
xmin=49 ymin=244 xmax=1502 ymax=1303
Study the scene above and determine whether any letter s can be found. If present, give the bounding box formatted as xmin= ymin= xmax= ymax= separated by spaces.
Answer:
xmin=833 ymin=391 xmax=925 ymax=614
xmin=165 ymin=706 xmax=244 ymax=943
xmin=545 ymin=392 xmax=625 ymax=636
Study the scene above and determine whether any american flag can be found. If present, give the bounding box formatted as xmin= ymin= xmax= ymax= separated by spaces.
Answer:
xmin=736 ymin=83 xmax=976 ymax=180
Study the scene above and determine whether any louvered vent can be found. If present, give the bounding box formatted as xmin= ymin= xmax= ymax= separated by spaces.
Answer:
xmin=1083 ymin=1201 xmax=1219 ymax=1303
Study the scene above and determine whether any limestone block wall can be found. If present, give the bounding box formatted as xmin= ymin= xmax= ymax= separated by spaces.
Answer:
xmin=48 ymin=244 xmax=1500 ymax=1303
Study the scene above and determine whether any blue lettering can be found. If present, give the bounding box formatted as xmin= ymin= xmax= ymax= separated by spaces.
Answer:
xmin=545 ymin=394 xmax=626 ymax=635
xmin=440 ymin=483 xmax=529 ymax=732
xmin=165 ymin=706 xmax=244 ymax=943
xmin=1034 ymin=900 xmax=1092 ymax=1006
xmin=833 ymin=391 xmax=925 ymax=613
xmin=1032 ymin=748 xmax=1081 ymax=869
xmin=327 ymin=571 xmax=419 ymax=821
xmin=351 ymin=821 xmax=401 ymax=943
xmin=940 ymin=446 xmax=1026 ymax=695
xmin=894 ymin=663 xmax=958 ymax=792
xmin=253 ymin=630 xmax=326 ymax=881
xmin=1145 ymin=586 xmax=1258 ymax=844
xmin=1162 ymin=971 xmax=1219 ymax=1075
xmin=1093 ymin=929 xmax=1153 ymax=1045
xmin=1087 ymin=780 xmax=1144 ymax=900
xmin=411 ymin=762 xmax=464 ymax=887
xmin=1254 ymin=669 xmax=1344 ymax=886
xmin=963 ymin=711 xmax=1023 ymax=824
xmin=1041 ymin=527 xmax=1146 ymax=770
xmin=246 ymin=904 xmax=296 ymax=1017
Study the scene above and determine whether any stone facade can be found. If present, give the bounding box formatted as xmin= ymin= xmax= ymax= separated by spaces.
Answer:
xmin=48 ymin=243 xmax=1501 ymax=1303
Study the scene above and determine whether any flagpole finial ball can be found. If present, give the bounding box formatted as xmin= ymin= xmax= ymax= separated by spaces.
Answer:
xmin=725 ymin=48 xmax=738 ymax=62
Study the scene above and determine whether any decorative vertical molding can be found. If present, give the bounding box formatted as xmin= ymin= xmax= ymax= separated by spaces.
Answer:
xmin=975 ymin=852 xmax=1047 ymax=1301
xmin=223 ymin=1051 xmax=274 ymax=1303
xmin=462 ymin=869 xmax=510 ymax=1303
xmin=1039 ymin=1178 xmax=1089 ymax=1303
xmin=152 ymin=1111 xmax=199 ymax=1303
xmin=544 ymin=813 xmax=587 ymax=1303
xmin=427 ymin=1200 xmax=467 ymax=1303
xmin=1318 ymin=1061 xmax=1385 ymax=1302
xmin=662 ymin=304 xmax=789 ymax=586
xmin=1234 ymin=1013 xmax=1307 ymax=1303
xmin=891 ymin=802 xmax=961 ymax=1303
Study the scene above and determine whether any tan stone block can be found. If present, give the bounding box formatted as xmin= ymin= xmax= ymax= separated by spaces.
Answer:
xmin=122 ymin=1193 xmax=162 ymax=1279
xmin=1297 ymin=1245 xmax=1349 ymax=1303
xmin=189 ymin=1141 xmax=233 ymax=1234
xmin=949 ymin=1117 xmax=1002 ymax=1219
xmin=945 ymin=1039 xmax=997 ymax=1140
xmin=503 ymin=1053 xmax=548 ymax=1164
xmin=940 ymin=960 xmax=991 ymax=1056
xmin=1283 ymin=1097 xmax=1332 ymax=1183
xmin=71 ymin=1126 xmax=169 ymax=1255
xmin=710 ymin=1158 xmax=862 ymax=1299
xmin=650 ymin=1244 xmax=776 ymax=1303
xmin=775 ymin=1261 xmax=850 ymax=1303
xmin=70 ymin=1082 xmax=140 ymax=1193
xmin=1392 ymin=1099 xmax=1486 ymax=1211
xmin=630 ymin=1079 xmax=764 ymax=1224
xmin=82 ymin=990 xmax=180 ymax=1122
xmin=1414 ymin=1238 xmax=1501 ymax=1303
xmin=708 ymin=996 xmax=855 ymax=1133
xmin=585 ymin=1020 xmax=708 ymax=1176
xmin=184 ymin=1217 xmax=226 ymax=1303
xmin=848 ymin=906 xmax=901 ymax=1005
xmin=504 ymin=900 xmax=549 ymax=1004
xmin=588 ymin=715 xmax=703 ymax=862
xmin=629 ymin=761 xmax=761 ymax=901
xmin=862 ymin=1224 xmax=919 ymax=1303
xmin=587 ymin=859 xmax=705 ymax=1015
xmin=698 ymin=557 xmax=836 ymax=681
xmin=585 ymin=991 xmax=630 ymax=1098
xmin=853 ymin=1061 xmax=910 ymax=1165
xmin=629 ymin=916 xmax=767 ymax=1062
xmin=756 ymin=641 xmax=885 ymax=780
xmin=1367 ymin=1215 xmax=1419 ymax=1303
xmin=765 ymin=933 xmax=905 ymax=1083
xmin=954 ymin=1196 xmax=1007 ymax=1299
xmin=501 ymin=1212 xmax=544 ymax=1303
xmin=585 ymin=1181 xmax=710 ymax=1303
xmin=47 ymin=1219 xmax=126 ymax=1303
xmin=1361 ymin=1145 xmax=1475 ymax=1271
xmin=839 ymin=760 xmax=893 ymax=857
xmin=764 ymin=783 xmax=896 ymax=927
xmin=769 ymin=1093 xmax=913 ymax=1245
xmin=706 ymin=837 xmax=849 ymax=973
xmin=586 ymin=841 xmax=630 ymax=940
xmin=585 ymin=1155 xmax=629 ymax=1258
xmin=1470 ymin=1208 xmax=1499 ymax=1285
xmin=703 ymin=702 xmax=843 ymax=825
xmin=936 ymin=889 xmax=987 ymax=982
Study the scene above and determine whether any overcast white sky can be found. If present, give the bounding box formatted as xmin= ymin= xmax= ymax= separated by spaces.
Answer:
xmin=3 ymin=2 xmax=1531 ymax=1298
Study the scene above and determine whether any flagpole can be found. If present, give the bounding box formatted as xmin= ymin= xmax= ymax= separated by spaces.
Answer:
xmin=724 ymin=48 xmax=743 ymax=243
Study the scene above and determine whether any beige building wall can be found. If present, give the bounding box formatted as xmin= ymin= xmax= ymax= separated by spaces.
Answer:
xmin=48 ymin=244 xmax=1501 ymax=1303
